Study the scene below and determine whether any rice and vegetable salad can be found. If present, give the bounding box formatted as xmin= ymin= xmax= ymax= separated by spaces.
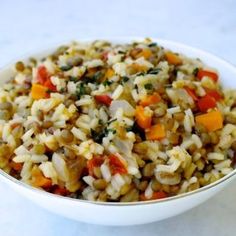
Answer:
xmin=0 ymin=39 xmax=235 ymax=202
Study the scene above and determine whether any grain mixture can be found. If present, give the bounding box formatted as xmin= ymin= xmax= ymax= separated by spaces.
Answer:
xmin=0 ymin=39 xmax=236 ymax=202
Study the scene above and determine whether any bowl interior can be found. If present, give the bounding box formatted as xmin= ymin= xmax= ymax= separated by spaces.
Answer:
xmin=0 ymin=38 xmax=236 ymax=206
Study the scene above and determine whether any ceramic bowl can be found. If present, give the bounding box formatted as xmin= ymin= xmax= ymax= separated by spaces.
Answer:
xmin=0 ymin=38 xmax=235 ymax=226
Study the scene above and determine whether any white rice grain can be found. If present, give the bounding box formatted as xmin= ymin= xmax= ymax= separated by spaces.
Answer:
xmin=111 ymin=85 xmax=124 ymax=100
xmin=71 ymin=127 xmax=87 ymax=141
xmin=101 ymin=163 xmax=111 ymax=182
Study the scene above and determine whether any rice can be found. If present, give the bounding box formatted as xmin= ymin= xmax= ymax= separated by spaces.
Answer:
xmin=0 ymin=39 xmax=235 ymax=202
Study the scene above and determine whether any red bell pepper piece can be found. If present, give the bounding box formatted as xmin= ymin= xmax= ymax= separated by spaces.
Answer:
xmin=94 ymin=95 xmax=112 ymax=106
xmin=198 ymin=94 xmax=216 ymax=112
xmin=197 ymin=69 xmax=218 ymax=82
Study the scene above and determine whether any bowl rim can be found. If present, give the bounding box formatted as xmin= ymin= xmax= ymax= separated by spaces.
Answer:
xmin=0 ymin=37 xmax=236 ymax=206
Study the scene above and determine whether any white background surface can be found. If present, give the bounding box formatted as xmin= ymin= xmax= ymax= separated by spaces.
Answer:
xmin=0 ymin=0 xmax=236 ymax=235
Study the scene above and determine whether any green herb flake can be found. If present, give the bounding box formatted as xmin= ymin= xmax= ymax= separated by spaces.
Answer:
xmin=103 ymin=80 xmax=113 ymax=86
xmin=98 ymin=119 xmax=104 ymax=125
xmin=126 ymin=126 xmax=133 ymax=132
xmin=121 ymin=76 xmax=129 ymax=84
xmin=76 ymin=83 xmax=86 ymax=98
xmin=144 ymin=83 xmax=153 ymax=90
xmin=148 ymin=42 xmax=157 ymax=47
xmin=148 ymin=68 xmax=161 ymax=75
xmin=193 ymin=68 xmax=199 ymax=76
xmin=118 ymin=50 xmax=125 ymax=54
xmin=136 ymin=72 xmax=145 ymax=76
xmin=60 ymin=88 xmax=65 ymax=93
xmin=107 ymin=128 xmax=116 ymax=135
xmin=69 ymin=76 xmax=78 ymax=82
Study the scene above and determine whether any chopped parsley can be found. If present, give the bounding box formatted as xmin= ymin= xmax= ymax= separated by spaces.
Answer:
xmin=76 ymin=83 xmax=86 ymax=98
xmin=103 ymin=80 xmax=113 ymax=86
xmin=91 ymin=127 xmax=116 ymax=143
xmin=98 ymin=119 xmax=104 ymax=125
xmin=69 ymin=76 xmax=78 ymax=82
xmin=118 ymin=50 xmax=125 ymax=54
xmin=106 ymin=128 xmax=116 ymax=135
xmin=148 ymin=68 xmax=161 ymax=75
xmin=136 ymin=72 xmax=146 ymax=76
xmin=125 ymin=126 xmax=133 ymax=132
xmin=148 ymin=42 xmax=157 ymax=47
xmin=193 ymin=68 xmax=199 ymax=76
xmin=121 ymin=76 xmax=129 ymax=84
xmin=59 ymin=88 xmax=65 ymax=93
xmin=144 ymin=83 xmax=153 ymax=90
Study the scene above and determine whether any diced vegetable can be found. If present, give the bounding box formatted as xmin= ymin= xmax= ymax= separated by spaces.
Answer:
xmin=36 ymin=65 xmax=57 ymax=91
xmin=137 ymin=48 xmax=152 ymax=59
xmin=195 ymin=110 xmax=223 ymax=131
xmin=94 ymin=95 xmax=112 ymax=106
xmin=44 ymin=79 xmax=57 ymax=92
xmin=205 ymin=89 xmax=222 ymax=101
xmin=146 ymin=124 xmax=166 ymax=140
xmin=87 ymin=156 xmax=104 ymax=176
xmin=135 ymin=106 xmax=152 ymax=129
xmin=184 ymin=86 xmax=198 ymax=101
xmin=165 ymin=51 xmax=182 ymax=65
xmin=109 ymin=154 xmax=127 ymax=175
xmin=140 ymin=191 xmax=167 ymax=201
xmin=140 ymin=93 xmax=161 ymax=106
xmin=31 ymin=83 xmax=49 ymax=100
xmin=10 ymin=161 xmax=23 ymax=171
xmin=197 ymin=94 xmax=216 ymax=112
xmin=197 ymin=69 xmax=218 ymax=82
xmin=31 ymin=166 xmax=52 ymax=188
xmin=53 ymin=186 xmax=70 ymax=196
xmin=37 ymin=66 xmax=49 ymax=84
xmin=105 ymin=68 xmax=115 ymax=79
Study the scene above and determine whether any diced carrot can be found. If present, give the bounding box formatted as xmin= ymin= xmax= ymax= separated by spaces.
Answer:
xmin=205 ymin=89 xmax=222 ymax=101
xmin=10 ymin=161 xmax=23 ymax=171
xmin=184 ymin=86 xmax=198 ymax=101
xmin=105 ymin=68 xmax=115 ymax=79
xmin=140 ymin=191 xmax=167 ymax=201
xmin=34 ymin=177 xmax=52 ymax=188
xmin=146 ymin=124 xmax=166 ymax=140
xmin=53 ymin=186 xmax=70 ymax=196
xmin=139 ymin=93 xmax=161 ymax=106
xmin=31 ymin=166 xmax=52 ymax=188
xmin=165 ymin=51 xmax=182 ymax=65
xmin=109 ymin=154 xmax=127 ymax=175
xmin=37 ymin=65 xmax=49 ymax=84
xmin=195 ymin=110 xmax=223 ymax=131
xmin=130 ymin=63 xmax=148 ymax=73
xmin=31 ymin=83 xmax=49 ymax=100
xmin=197 ymin=94 xmax=216 ymax=112
xmin=197 ymin=69 xmax=218 ymax=82
xmin=87 ymin=156 xmax=104 ymax=176
xmin=135 ymin=106 xmax=152 ymax=129
xmin=94 ymin=95 xmax=113 ymax=106
xmin=137 ymin=48 xmax=152 ymax=59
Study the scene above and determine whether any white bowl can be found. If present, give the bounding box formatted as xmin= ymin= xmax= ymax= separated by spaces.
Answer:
xmin=0 ymin=38 xmax=236 ymax=226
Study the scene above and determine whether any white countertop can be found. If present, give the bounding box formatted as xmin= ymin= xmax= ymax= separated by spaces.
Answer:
xmin=0 ymin=0 xmax=236 ymax=235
